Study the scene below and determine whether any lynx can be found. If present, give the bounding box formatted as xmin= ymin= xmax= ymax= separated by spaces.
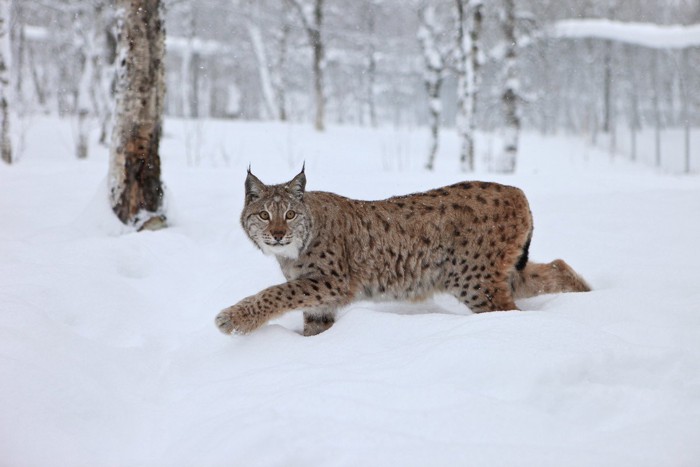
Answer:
xmin=216 ymin=168 xmax=590 ymax=336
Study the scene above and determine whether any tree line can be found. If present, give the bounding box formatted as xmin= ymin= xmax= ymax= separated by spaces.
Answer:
xmin=0 ymin=0 xmax=698 ymax=229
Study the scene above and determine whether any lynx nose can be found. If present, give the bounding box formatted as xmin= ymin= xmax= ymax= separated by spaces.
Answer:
xmin=270 ymin=230 xmax=285 ymax=242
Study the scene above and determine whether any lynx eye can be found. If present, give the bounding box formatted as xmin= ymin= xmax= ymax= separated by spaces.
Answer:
xmin=285 ymin=210 xmax=296 ymax=220
xmin=258 ymin=211 xmax=270 ymax=220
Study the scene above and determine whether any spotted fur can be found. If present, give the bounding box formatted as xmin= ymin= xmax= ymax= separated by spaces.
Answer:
xmin=216 ymin=169 xmax=590 ymax=336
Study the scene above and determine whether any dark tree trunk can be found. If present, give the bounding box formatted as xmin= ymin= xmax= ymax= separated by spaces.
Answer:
xmin=310 ymin=0 xmax=325 ymax=131
xmin=652 ymin=50 xmax=662 ymax=167
xmin=109 ymin=0 xmax=167 ymax=230
xmin=680 ymin=48 xmax=691 ymax=173
xmin=0 ymin=0 xmax=12 ymax=164
xmin=602 ymin=40 xmax=612 ymax=134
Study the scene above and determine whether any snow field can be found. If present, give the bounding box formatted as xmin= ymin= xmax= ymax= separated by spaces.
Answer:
xmin=1 ymin=117 xmax=699 ymax=466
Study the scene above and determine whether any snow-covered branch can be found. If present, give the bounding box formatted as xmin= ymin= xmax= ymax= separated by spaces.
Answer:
xmin=551 ymin=19 xmax=700 ymax=49
xmin=24 ymin=24 xmax=226 ymax=56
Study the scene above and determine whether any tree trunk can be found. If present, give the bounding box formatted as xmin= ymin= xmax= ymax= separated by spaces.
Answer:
xmin=180 ymin=3 xmax=195 ymax=118
xmin=680 ymin=48 xmax=691 ymax=174
xmin=272 ymin=15 xmax=290 ymax=121
xmin=625 ymin=45 xmax=639 ymax=162
xmin=0 ymin=0 xmax=12 ymax=164
xmin=455 ymin=0 xmax=481 ymax=172
xmin=425 ymin=81 xmax=442 ymax=171
xmin=365 ymin=3 xmax=378 ymax=128
xmin=311 ymin=0 xmax=325 ymax=131
xmin=417 ymin=5 xmax=446 ymax=171
xmin=287 ymin=0 xmax=325 ymax=131
xmin=98 ymin=9 xmax=118 ymax=145
xmin=246 ymin=20 xmax=277 ymax=120
xmin=495 ymin=0 xmax=519 ymax=173
xmin=109 ymin=0 xmax=167 ymax=230
xmin=652 ymin=50 xmax=662 ymax=168
xmin=602 ymin=40 xmax=612 ymax=134
xmin=75 ymin=5 xmax=96 ymax=159
xmin=27 ymin=45 xmax=47 ymax=112
xmin=366 ymin=45 xmax=377 ymax=127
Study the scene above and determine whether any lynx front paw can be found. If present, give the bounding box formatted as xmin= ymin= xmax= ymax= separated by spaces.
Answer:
xmin=215 ymin=298 xmax=265 ymax=335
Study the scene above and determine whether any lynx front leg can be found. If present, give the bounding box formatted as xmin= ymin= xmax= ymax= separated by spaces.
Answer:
xmin=216 ymin=295 xmax=266 ymax=335
xmin=303 ymin=308 xmax=337 ymax=336
xmin=216 ymin=276 xmax=351 ymax=335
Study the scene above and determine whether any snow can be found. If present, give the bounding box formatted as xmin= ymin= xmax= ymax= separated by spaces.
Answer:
xmin=22 ymin=25 xmax=50 ymax=42
xmin=24 ymin=28 xmax=228 ymax=56
xmin=552 ymin=19 xmax=700 ymax=49
xmin=166 ymin=35 xmax=226 ymax=56
xmin=1 ymin=116 xmax=700 ymax=466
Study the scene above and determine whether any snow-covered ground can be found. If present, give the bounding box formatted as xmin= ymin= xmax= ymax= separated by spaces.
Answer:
xmin=1 ymin=117 xmax=699 ymax=466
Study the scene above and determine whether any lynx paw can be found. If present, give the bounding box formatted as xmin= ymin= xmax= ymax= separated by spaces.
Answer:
xmin=215 ymin=298 xmax=264 ymax=335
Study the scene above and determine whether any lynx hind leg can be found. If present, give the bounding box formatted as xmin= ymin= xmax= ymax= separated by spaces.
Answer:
xmin=450 ymin=243 xmax=526 ymax=313
xmin=465 ymin=279 xmax=519 ymax=313
xmin=449 ymin=269 xmax=519 ymax=314
xmin=303 ymin=308 xmax=337 ymax=336
xmin=511 ymin=259 xmax=591 ymax=300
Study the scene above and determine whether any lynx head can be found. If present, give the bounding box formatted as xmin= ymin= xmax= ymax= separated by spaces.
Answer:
xmin=241 ymin=167 xmax=312 ymax=259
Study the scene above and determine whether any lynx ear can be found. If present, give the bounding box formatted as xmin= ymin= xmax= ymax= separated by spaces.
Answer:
xmin=287 ymin=165 xmax=306 ymax=200
xmin=245 ymin=168 xmax=265 ymax=204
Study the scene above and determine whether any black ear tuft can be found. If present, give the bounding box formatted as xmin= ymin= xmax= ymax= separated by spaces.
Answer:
xmin=245 ymin=169 xmax=265 ymax=204
xmin=288 ymin=167 xmax=306 ymax=200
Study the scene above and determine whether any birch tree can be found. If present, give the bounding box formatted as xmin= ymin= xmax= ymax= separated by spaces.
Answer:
xmin=74 ymin=1 xmax=117 ymax=157
xmin=246 ymin=21 xmax=276 ymax=119
xmin=418 ymin=4 xmax=450 ymax=170
xmin=251 ymin=0 xmax=292 ymax=121
xmin=244 ymin=0 xmax=287 ymax=120
xmin=493 ymin=0 xmax=520 ymax=173
xmin=679 ymin=48 xmax=691 ymax=174
xmin=74 ymin=3 xmax=97 ymax=159
xmin=454 ymin=0 xmax=482 ymax=172
xmin=109 ymin=0 xmax=167 ymax=230
xmin=362 ymin=0 xmax=380 ymax=128
xmin=651 ymin=50 xmax=662 ymax=167
xmin=180 ymin=1 xmax=196 ymax=118
xmin=97 ymin=7 xmax=118 ymax=145
xmin=0 ymin=0 xmax=11 ymax=164
xmin=272 ymin=9 xmax=291 ymax=121
xmin=286 ymin=0 xmax=326 ymax=131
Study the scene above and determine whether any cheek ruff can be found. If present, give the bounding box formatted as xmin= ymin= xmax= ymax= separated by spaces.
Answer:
xmin=260 ymin=239 xmax=302 ymax=259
